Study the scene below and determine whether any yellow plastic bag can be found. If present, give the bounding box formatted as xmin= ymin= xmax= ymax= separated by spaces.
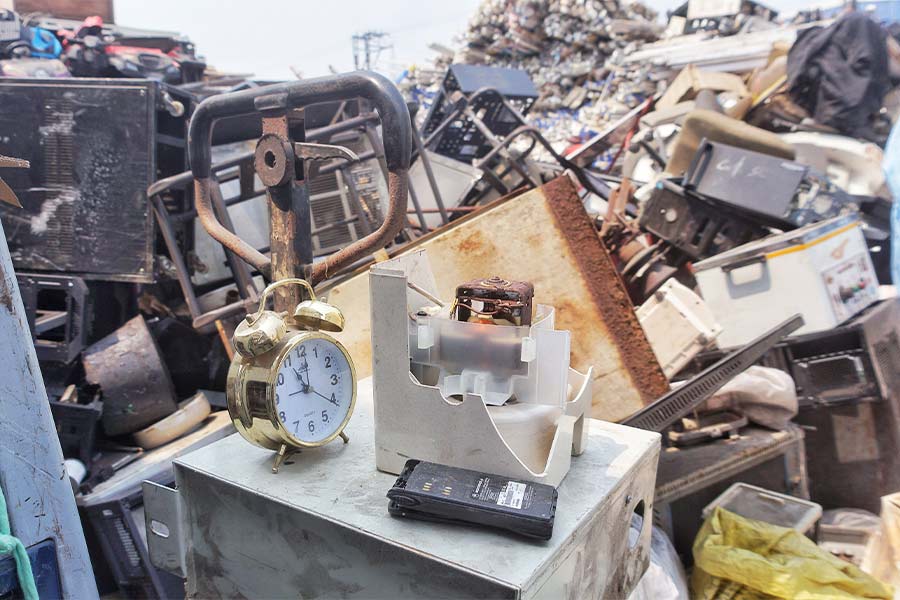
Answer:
xmin=692 ymin=507 xmax=893 ymax=600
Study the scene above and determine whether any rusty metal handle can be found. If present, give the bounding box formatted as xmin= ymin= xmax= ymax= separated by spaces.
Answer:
xmin=188 ymin=71 xmax=412 ymax=284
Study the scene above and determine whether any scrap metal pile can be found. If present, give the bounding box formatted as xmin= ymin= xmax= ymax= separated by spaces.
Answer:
xmin=400 ymin=0 xmax=663 ymax=148
xmin=452 ymin=0 xmax=660 ymax=110
xmin=4 ymin=1 xmax=900 ymax=598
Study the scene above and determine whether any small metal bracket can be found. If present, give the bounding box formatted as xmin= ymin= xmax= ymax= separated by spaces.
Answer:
xmin=294 ymin=142 xmax=359 ymax=163
xmin=142 ymin=480 xmax=187 ymax=578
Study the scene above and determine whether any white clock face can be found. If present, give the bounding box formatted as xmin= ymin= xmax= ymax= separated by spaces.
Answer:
xmin=273 ymin=336 xmax=354 ymax=444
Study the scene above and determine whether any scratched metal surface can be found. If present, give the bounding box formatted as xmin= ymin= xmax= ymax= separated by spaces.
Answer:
xmin=172 ymin=378 xmax=660 ymax=599
xmin=0 ymin=78 xmax=156 ymax=282
xmin=0 ymin=219 xmax=98 ymax=598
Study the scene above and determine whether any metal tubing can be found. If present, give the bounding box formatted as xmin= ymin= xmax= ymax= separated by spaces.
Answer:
xmin=340 ymin=167 xmax=374 ymax=236
xmin=150 ymin=195 xmax=203 ymax=320
xmin=208 ymin=178 xmax=256 ymax=299
xmin=148 ymin=114 xmax=380 ymax=202
xmin=406 ymin=176 xmax=429 ymax=232
xmin=189 ymin=73 xmax=410 ymax=176
xmin=149 ymin=151 xmax=254 ymax=199
xmin=411 ymin=128 xmax=448 ymax=224
xmin=194 ymin=178 xmax=271 ymax=276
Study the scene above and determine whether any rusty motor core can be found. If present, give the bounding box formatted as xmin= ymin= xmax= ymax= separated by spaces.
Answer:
xmin=454 ymin=276 xmax=535 ymax=326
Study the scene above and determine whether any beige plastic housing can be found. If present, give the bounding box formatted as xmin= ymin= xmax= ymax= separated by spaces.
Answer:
xmin=369 ymin=251 xmax=592 ymax=486
xmin=637 ymin=278 xmax=722 ymax=378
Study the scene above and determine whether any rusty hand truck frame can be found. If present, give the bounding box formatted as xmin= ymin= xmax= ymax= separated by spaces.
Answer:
xmin=188 ymin=71 xmax=411 ymax=313
xmin=150 ymin=109 xmax=391 ymax=328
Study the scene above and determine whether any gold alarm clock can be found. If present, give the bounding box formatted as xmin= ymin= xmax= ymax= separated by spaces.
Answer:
xmin=226 ymin=278 xmax=357 ymax=473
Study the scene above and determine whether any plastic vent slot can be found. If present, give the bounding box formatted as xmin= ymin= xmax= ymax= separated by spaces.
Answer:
xmin=624 ymin=315 xmax=803 ymax=432
xmin=113 ymin=517 xmax=142 ymax=569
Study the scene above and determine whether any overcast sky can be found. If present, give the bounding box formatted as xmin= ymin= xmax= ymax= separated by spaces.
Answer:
xmin=114 ymin=0 xmax=824 ymax=81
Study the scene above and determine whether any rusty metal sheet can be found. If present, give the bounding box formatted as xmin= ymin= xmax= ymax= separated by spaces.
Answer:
xmin=83 ymin=315 xmax=178 ymax=436
xmin=327 ymin=174 xmax=669 ymax=421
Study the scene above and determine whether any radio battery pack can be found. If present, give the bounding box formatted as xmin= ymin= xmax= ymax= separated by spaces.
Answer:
xmin=386 ymin=459 xmax=558 ymax=540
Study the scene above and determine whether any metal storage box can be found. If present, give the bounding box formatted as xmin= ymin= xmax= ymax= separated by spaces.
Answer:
xmin=144 ymin=379 xmax=661 ymax=599
xmin=694 ymin=215 xmax=878 ymax=347
xmin=654 ymin=425 xmax=809 ymax=558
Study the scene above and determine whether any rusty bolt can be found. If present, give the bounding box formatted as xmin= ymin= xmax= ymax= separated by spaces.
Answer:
xmin=255 ymin=133 xmax=294 ymax=187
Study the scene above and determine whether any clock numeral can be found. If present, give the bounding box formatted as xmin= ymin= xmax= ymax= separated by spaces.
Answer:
xmin=324 ymin=356 xmax=332 ymax=369
xmin=313 ymin=346 xmax=318 ymax=358
xmin=308 ymin=420 xmax=315 ymax=433
xmin=275 ymin=393 xmax=280 ymax=405
xmin=299 ymin=345 xmax=307 ymax=358
xmin=329 ymin=392 xmax=338 ymax=406
xmin=292 ymin=420 xmax=300 ymax=434
xmin=330 ymin=374 xmax=338 ymax=386
xmin=279 ymin=411 xmax=285 ymax=423
xmin=321 ymin=410 xmax=329 ymax=423
xmin=277 ymin=372 xmax=284 ymax=386
xmin=284 ymin=354 xmax=292 ymax=367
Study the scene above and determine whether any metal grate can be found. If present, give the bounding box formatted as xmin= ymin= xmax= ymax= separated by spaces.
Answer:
xmin=309 ymin=170 xmax=358 ymax=255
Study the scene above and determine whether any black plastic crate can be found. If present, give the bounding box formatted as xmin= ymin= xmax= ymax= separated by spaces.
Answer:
xmin=83 ymin=487 xmax=184 ymax=600
xmin=49 ymin=400 xmax=100 ymax=467
xmin=17 ymin=272 xmax=90 ymax=364
xmin=421 ymin=64 xmax=537 ymax=162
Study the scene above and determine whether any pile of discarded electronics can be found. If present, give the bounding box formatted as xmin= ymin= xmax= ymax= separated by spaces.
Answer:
xmin=1 ymin=0 xmax=900 ymax=598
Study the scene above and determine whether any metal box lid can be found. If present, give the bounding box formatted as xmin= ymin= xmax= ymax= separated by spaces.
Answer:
xmin=693 ymin=214 xmax=861 ymax=272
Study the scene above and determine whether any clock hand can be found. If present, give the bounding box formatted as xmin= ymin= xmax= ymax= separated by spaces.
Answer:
xmin=292 ymin=367 xmax=310 ymax=391
xmin=313 ymin=389 xmax=340 ymax=406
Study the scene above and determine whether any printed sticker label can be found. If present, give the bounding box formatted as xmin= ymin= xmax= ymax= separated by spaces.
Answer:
xmin=497 ymin=481 xmax=526 ymax=509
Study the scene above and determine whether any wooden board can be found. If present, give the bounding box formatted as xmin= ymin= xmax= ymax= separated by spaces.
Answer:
xmin=326 ymin=175 xmax=669 ymax=421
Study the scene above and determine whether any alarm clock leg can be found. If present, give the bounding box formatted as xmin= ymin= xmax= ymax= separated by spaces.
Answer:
xmin=271 ymin=444 xmax=297 ymax=474
xmin=339 ymin=432 xmax=350 ymax=444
